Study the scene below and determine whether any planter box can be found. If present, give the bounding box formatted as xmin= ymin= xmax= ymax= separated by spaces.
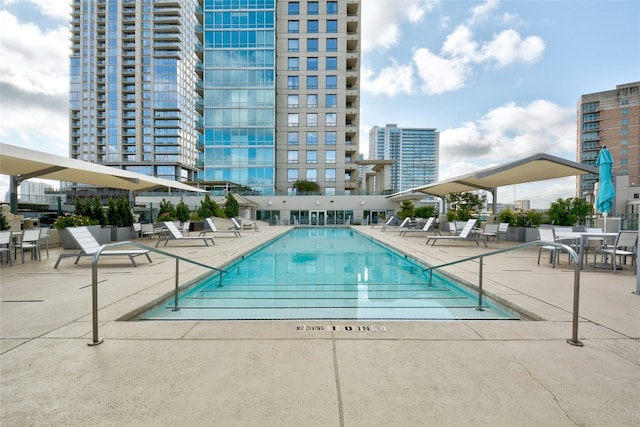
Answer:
xmin=506 ymin=226 xmax=526 ymax=242
xmin=525 ymin=227 xmax=540 ymax=243
xmin=110 ymin=226 xmax=135 ymax=242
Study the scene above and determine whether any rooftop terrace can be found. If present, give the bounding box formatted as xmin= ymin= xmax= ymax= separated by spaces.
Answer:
xmin=1 ymin=224 xmax=638 ymax=426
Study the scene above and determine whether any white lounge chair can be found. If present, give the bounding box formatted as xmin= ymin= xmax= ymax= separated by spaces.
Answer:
xmin=426 ymin=219 xmax=487 ymax=247
xmin=156 ymin=221 xmax=215 ymax=247
xmin=229 ymin=218 xmax=246 ymax=234
xmin=54 ymin=226 xmax=152 ymax=268
xmin=399 ymin=217 xmax=436 ymax=237
xmin=199 ymin=217 xmax=241 ymax=238
xmin=382 ymin=217 xmax=411 ymax=232
xmin=379 ymin=216 xmax=395 ymax=231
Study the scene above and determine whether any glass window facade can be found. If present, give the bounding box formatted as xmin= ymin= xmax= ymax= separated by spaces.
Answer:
xmin=201 ymin=1 xmax=276 ymax=194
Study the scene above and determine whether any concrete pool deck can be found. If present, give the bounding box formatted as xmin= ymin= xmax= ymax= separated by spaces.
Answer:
xmin=1 ymin=224 xmax=639 ymax=426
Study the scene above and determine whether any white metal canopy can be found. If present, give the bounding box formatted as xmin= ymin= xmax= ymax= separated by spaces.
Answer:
xmin=388 ymin=153 xmax=599 ymax=209
xmin=0 ymin=143 xmax=206 ymax=209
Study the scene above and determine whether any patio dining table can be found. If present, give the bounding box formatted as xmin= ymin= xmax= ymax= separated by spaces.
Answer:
xmin=554 ymin=231 xmax=618 ymax=270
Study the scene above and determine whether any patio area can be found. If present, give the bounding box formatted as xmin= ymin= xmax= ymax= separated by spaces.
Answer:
xmin=1 ymin=224 xmax=638 ymax=426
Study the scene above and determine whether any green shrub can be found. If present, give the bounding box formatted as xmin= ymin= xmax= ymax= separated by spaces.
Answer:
xmin=53 ymin=214 xmax=99 ymax=229
xmin=176 ymin=198 xmax=191 ymax=223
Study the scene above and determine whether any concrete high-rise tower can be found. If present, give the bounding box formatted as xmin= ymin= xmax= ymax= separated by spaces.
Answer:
xmin=69 ymin=0 xmax=203 ymax=182
xmin=577 ymin=82 xmax=640 ymax=203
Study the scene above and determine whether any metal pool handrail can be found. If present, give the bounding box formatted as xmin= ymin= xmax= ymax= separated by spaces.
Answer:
xmin=88 ymin=240 xmax=228 ymax=347
xmin=422 ymin=240 xmax=583 ymax=347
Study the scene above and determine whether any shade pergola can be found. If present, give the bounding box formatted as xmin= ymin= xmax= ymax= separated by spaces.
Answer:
xmin=388 ymin=152 xmax=599 ymax=212
xmin=0 ymin=143 xmax=206 ymax=213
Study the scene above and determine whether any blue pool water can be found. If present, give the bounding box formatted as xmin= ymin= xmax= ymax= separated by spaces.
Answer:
xmin=142 ymin=228 xmax=518 ymax=320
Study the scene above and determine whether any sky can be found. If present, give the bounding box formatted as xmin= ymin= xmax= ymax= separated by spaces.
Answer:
xmin=0 ymin=0 xmax=639 ymax=208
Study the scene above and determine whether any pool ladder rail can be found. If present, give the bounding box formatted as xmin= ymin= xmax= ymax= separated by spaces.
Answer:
xmin=87 ymin=240 xmax=228 ymax=347
xmin=421 ymin=240 xmax=583 ymax=347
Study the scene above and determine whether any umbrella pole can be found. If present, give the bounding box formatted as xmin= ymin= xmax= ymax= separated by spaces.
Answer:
xmin=603 ymin=212 xmax=607 ymax=235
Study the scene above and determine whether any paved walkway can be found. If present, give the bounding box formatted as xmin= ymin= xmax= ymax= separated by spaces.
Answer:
xmin=1 ymin=224 xmax=639 ymax=426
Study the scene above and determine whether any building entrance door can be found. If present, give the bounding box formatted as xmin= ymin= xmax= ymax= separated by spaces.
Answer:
xmin=309 ymin=210 xmax=326 ymax=226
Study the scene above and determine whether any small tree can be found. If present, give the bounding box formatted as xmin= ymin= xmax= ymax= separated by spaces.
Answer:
xmin=91 ymin=196 xmax=107 ymax=226
xmin=414 ymin=206 xmax=436 ymax=219
xmin=292 ymin=180 xmax=320 ymax=194
xmin=106 ymin=198 xmax=119 ymax=226
xmin=157 ymin=198 xmax=177 ymax=222
xmin=547 ymin=197 xmax=593 ymax=226
xmin=224 ymin=193 xmax=240 ymax=219
xmin=107 ymin=196 xmax=134 ymax=227
xmin=397 ymin=200 xmax=414 ymax=219
xmin=446 ymin=192 xmax=485 ymax=221
xmin=0 ymin=212 xmax=10 ymax=230
xmin=116 ymin=196 xmax=135 ymax=227
xmin=197 ymin=194 xmax=225 ymax=218
xmin=498 ymin=208 xmax=516 ymax=226
xmin=176 ymin=198 xmax=191 ymax=223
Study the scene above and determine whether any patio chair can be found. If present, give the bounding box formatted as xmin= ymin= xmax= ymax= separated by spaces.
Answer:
xmin=537 ymin=227 xmax=563 ymax=268
xmin=476 ymin=223 xmax=499 ymax=241
xmin=39 ymin=226 xmax=51 ymax=258
xmin=14 ymin=228 xmax=42 ymax=263
xmin=592 ymin=230 xmax=637 ymax=274
xmin=399 ymin=217 xmax=435 ymax=237
xmin=0 ymin=231 xmax=13 ymax=266
xmin=155 ymin=221 xmax=215 ymax=247
xmin=54 ymin=226 xmax=152 ymax=268
xmin=425 ymin=219 xmax=487 ymax=247
xmin=497 ymin=223 xmax=509 ymax=241
xmin=199 ymin=217 xmax=242 ymax=238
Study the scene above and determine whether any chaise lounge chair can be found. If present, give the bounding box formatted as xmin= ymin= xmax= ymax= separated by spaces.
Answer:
xmin=425 ymin=219 xmax=487 ymax=247
xmin=379 ymin=216 xmax=396 ymax=231
xmin=382 ymin=217 xmax=411 ymax=232
xmin=199 ymin=217 xmax=242 ymax=238
xmin=54 ymin=226 xmax=152 ymax=268
xmin=155 ymin=221 xmax=216 ymax=247
xmin=399 ymin=217 xmax=436 ymax=237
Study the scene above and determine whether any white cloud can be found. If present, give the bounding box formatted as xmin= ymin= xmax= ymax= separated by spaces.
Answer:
xmin=1 ymin=0 xmax=69 ymax=19
xmin=480 ymin=29 xmax=545 ymax=67
xmin=412 ymin=48 xmax=469 ymax=94
xmin=0 ymin=10 xmax=69 ymax=95
xmin=361 ymin=62 xmax=415 ymax=97
xmin=439 ymin=100 xmax=576 ymax=169
xmin=467 ymin=0 xmax=501 ymax=26
xmin=362 ymin=0 xmax=439 ymax=52
xmin=363 ymin=2 xmax=545 ymax=97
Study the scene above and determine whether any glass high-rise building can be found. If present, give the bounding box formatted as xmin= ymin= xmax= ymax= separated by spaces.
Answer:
xmin=577 ymin=82 xmax=640 ymax=202
xmin=70 ymin=0 xmax=361 ymax=196
xmin=69 ymin=0 xmax=203 ymax=182
xmin=369 ymin=124 xmax=439 ymax=193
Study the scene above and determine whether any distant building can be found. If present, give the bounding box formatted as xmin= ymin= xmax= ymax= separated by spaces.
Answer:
xmin=576 ymin=82 xmax=640 ymax=208
xmin=515 ymin=200 xmax=530 ymax=212
xmin=368 ymin=124 xmax=439 ymax=193
xmin=18 ymin=181 xmax=56 ymax=204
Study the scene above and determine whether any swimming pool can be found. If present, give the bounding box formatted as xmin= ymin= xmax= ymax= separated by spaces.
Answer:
xmin=141 ymin=227 xmax=519 ymax=321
